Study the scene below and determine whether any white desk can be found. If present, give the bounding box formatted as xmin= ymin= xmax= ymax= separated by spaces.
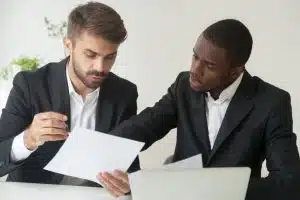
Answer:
xmin=0 ymin=182 xmax=131 ymax=200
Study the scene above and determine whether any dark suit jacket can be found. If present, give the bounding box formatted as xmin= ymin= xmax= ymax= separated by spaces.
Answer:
xmin=0 ymin=58 xmax=140 ymax=186
xmin=111 ymin=71 xmax=300 ymax=200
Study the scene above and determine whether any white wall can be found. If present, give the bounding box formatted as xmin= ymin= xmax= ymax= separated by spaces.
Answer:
xmin=0 ymin=0 xmax=299 ymax=170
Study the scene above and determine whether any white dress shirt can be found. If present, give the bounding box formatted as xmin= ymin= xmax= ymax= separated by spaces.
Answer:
xmin=206 ymin=72 xmax=244 ymax=149
xmin=10 ymin=67 xmax=100 ymax=185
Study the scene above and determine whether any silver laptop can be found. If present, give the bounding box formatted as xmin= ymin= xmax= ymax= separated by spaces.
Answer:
xmin=129 ymin=167 xmax=251 ymax=200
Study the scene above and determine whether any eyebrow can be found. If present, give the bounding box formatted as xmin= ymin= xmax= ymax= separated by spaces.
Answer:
xmin=193 ymin=48 xmax=216 ymax=65
xmin=84 ymin=49 xmax=117 ymax=57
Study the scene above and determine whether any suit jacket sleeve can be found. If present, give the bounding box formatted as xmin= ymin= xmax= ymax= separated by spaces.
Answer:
xmin=110 ymin=73 xmax=182 ymax=150
xmin=0 ymin=72 xmax=33 ymax=176
xmin=246 ymin=93 xmax=300 ymax=200
xmin=119 ymin=84 xmax=140 ymax=173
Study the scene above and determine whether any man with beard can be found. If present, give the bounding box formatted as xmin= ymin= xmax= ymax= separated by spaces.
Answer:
xmin=0 ymin=2 xmax=139 ymax=187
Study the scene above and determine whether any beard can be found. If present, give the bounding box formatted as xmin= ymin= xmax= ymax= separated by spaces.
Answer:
xmin=71 ymin=56 xmax=107 ymax=89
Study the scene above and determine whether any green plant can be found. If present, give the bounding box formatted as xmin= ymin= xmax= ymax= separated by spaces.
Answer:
xmin=11 ymin=56 xmax=40 ymax=71
xmin=0 ymin=56 xmax=40 ymax=81
xmin=0 ymin=66 xmax=13 ymax=81
xmin=44 ymin=17 xmax=67 ymax=38
xmin=44 ymin=17 xmax=68 ymax=57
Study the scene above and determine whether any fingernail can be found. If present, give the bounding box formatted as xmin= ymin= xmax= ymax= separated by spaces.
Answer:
xmin=63 ymin=116 xmax=68 ymax=121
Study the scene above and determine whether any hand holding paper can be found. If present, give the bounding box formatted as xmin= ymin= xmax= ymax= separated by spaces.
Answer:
xmin=99 ymin=154 xmax=203 ymax=197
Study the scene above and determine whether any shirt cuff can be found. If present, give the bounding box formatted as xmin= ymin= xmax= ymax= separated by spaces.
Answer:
xmin=10 ymin=132 xmax=36 ymax=162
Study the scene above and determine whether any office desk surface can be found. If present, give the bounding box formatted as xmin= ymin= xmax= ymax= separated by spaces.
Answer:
xmin=1 ymin=182 xmax=130 ymax=200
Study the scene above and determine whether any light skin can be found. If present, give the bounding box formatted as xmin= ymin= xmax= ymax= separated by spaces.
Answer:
xmin=24 ymin=31 xmax=119 ymax=151
xmin=98 ymin=34 xmax=245 ymax=197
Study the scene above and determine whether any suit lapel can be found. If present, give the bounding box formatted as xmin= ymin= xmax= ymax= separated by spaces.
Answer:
xmin=95 ymin=73 xmax=115 ymax=133
xmin=207 ymin=71 xmax=256 ymax=164
xmin=48 ymin=57 xmax=71 ymax=130
xmin=190 ymin=89 xmax=211 ymax=157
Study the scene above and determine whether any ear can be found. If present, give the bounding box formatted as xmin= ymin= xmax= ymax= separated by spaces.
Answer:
xmin=63 ymin=36 xmax=73 ymax=56
xmin=231 ymin=65 xmax=244 ymax=78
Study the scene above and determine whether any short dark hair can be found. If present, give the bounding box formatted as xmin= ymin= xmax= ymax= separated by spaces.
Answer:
xmin=67 ymin=1 xmax=127 ymax=44
xmin=203 ymin=19 xmax=253 ymax=66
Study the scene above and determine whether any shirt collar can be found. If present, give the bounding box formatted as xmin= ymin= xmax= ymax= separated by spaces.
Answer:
xmin=207 ymin=72 xmax=244 ymax=103
xmin=66 ymin=67 xmax=76 ymax=95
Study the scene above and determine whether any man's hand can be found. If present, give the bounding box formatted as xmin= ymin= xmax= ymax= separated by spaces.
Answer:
xmin=97 ymin=170 xmax=130 ymax=198
xmin=24 ymin=112 xmax=69 ymax=150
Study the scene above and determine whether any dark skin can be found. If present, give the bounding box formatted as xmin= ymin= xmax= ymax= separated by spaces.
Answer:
xmin=98 ymin=34 xmax=245 ymax=197
xmin=190 ymin=35 xmax=244 ymax=99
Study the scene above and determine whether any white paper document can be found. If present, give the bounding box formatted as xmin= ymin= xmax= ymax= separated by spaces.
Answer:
xmin=44 ymin=127 xmax=144 ymax=184
xmin=162 ymin=154 xmax=203 ymax=169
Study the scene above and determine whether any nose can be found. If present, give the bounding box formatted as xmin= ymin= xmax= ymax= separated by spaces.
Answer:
xmin=191 ymin=59 xmax=204 ymax=76
xmin=93 ymin=58 xmax=105 ymax=72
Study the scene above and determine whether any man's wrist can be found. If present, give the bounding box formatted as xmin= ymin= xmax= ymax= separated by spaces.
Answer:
xmin=23 ymin=130 xmax=36 ymax=151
